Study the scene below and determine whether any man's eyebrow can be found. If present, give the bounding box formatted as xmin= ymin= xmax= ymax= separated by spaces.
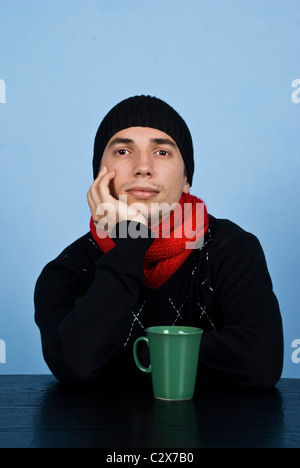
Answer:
xmin=107 ymin=136 xmax=178 ymax=149
xmin=151 ymin=138 xmax=178 ymax=148
xmin=107 ymin=138 xmax=134 ymax=148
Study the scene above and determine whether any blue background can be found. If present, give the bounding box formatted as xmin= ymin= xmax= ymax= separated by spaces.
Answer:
xmin=0 ymin=0 xmax=299 ymax=377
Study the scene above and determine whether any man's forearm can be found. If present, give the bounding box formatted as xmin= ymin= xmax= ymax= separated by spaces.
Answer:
xmin=35 ymin=226 xmax=154 ymax=384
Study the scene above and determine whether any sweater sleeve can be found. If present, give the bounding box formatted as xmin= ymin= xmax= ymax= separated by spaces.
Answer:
xmin=34 ymin=222 xmax=154 ymax=384
xmin=198 ymin=230 xmax=284 ymax=388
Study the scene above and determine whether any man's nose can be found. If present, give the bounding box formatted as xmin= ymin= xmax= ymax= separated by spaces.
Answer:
xmin=133 ymin=151 xmax=153 ymax=177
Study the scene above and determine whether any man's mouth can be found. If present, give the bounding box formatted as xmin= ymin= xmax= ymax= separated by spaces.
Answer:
xmin=126 ymin=186 xmax=160 ymax=199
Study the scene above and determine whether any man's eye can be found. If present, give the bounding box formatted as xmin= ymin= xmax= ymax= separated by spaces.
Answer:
xmin=116 ymin=149 xmax=129 ymax=156
xmin=157 ymin=150 xmax=169 ymax=156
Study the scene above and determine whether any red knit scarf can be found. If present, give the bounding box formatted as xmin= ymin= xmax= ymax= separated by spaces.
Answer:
xmin=90 ymin=193 xmax=209 ymax=289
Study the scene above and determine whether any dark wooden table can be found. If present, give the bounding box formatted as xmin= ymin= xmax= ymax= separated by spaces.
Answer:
xmin=0 ymin=375 xmax=299 ymax=449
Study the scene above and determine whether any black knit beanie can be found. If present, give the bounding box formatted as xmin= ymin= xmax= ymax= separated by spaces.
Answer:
xmin=92 ymin=95 xmax=194 ymax=185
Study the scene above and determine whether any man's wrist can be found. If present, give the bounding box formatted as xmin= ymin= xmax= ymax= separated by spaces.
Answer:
xmin=111 ymin=220 xmax=154 ymax=242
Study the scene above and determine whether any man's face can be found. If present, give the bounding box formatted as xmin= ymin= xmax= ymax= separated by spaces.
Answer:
xmin=100 ymin=127 xmax=190 ymax=222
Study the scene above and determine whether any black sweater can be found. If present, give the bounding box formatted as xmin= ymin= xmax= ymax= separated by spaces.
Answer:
xmin=34 ymin=215 xmax=284 ymax=388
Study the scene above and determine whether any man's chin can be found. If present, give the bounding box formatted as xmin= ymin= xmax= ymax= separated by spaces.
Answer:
xmin=119 ymin=193 xmax=178 ymax=227
xmin=138 ymin=203 xmax=177 ymax=229
xmin=127 ymin=200 xmax=152 ymax=222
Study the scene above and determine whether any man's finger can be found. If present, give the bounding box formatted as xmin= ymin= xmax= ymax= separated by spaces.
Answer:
xmin=87 ymin=189 xmax=96 ymax=212
xmin=95 ymin=165 xmax=108 ymax=180
xmin=98 ymin=170 xmax=116 ymax=202
xmin=89 ymin=166 xmax=109 ymax=204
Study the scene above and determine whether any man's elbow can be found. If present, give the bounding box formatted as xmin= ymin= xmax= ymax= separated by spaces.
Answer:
xmin=50 ymin=366 xmax=100 ymax=386
xmin=248 ymin=347 xmax=283 ymax=389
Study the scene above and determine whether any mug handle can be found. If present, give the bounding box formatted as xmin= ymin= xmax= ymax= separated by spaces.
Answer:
xmin=133 ymin=336 xmax=151 ymax=374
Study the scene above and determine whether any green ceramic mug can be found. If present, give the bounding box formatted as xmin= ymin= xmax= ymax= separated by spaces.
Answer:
xmin=133 ymin=326 xmax=203 ymax=401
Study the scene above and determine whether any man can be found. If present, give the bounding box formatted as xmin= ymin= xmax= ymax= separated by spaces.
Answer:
xmin=34 ymin=95 xmax=284 ymax=387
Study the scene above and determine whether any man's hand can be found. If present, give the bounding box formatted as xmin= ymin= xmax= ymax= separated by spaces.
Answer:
xmin=87 ymin=166 xmax=147 ymax=235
